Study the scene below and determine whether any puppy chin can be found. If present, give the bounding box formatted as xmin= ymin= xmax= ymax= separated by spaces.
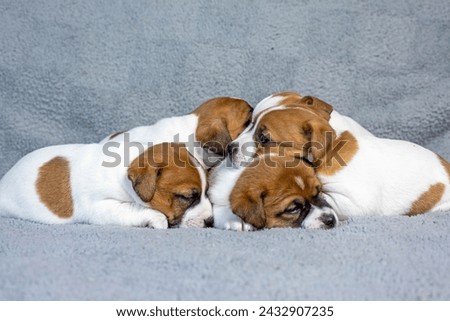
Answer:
xmin=301 ymin=206 xmax=339 ymax=229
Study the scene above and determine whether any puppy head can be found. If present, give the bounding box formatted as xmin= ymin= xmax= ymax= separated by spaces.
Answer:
xmin=229 ymin=92 xmax=334 ymax=166
xmin=193 ymin=97 xmax=253 ymax=156
xmin=128 ymin=143 xmax=212 ymax=227
xmin=254 ymin=107 xmax=335 ymax=163
xmin=229 ymin=155 xmax=336 ymax=229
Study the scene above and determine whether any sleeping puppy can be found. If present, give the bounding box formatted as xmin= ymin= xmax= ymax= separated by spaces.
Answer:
xmin=0 ymin=142 xmax=212 ymax=228
xmin=229 ymin=91 xmax=450 ymax=221
xmin=209 ymin=153 xmax=338 ymax=231
xmin=102 ymin=97 xmax=253 ymax=167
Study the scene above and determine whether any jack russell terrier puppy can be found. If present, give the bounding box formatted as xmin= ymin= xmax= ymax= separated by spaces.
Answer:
xmin=102 ymin=97 xmax=253 ymax=167
xmin=228 ymin=91 xmax=450 ymax=226
xmin=0 ymin=97 xmax=253 ymax=228
xmin=209 ymin=152 xmax=338 ymax=231
xmin=0 ymin=142 xmax=212 ymax=228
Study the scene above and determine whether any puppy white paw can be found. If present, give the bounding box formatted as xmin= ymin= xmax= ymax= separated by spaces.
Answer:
xmin=213 ymin=206 xmax=255 ymax=231
xmin=145 ymin=215 xmax=168 ymax=229
xmin=223 ymin=220 xmax=255 ymax=231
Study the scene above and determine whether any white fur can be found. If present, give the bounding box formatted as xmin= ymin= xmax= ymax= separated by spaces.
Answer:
xmin=0 ymin=119 xmax=213 ymax=227
xmin=295 ymin=176 xmax=305 ymax=190
xmin=319 ymin=110 xmax=450 ymax=217
xmin=328 ymin=112 xmax=372 ymax=137
xmin=101 ymin=114 xmax=209 ymax=167
xmin=252 ymin=95 xmax=284 ymax=121
xmin=0 ymin=144 xmax=165 ymax=227
xmin=101 ymin=114 xmax=198 ymax=145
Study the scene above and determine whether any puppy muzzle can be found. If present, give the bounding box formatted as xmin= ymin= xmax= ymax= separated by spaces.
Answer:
xmin=301 ymin=197 xmax=338 ymax=229
xmin=179 ymin=200 xmax=213 ymax=228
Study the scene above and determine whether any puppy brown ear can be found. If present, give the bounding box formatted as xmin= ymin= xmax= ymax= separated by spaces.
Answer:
xmin=302 ymin=119 xmax=336 ymax=163
xmin=127 ymin=164 xmax=160 ymax=203
xmin=230 ymin=191 xmax=266 ymax=229
xmin=301 ymin=96 xmax=333 ymax=116
xmin=196 ymin=118 xmax=232 ymax=156
xmin=128 ymin=145 xmax=167 ymax=203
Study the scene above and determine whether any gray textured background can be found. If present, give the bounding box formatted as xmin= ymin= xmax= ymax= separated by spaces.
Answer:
xmin=1 ymin=0 xmax=449 ymax=300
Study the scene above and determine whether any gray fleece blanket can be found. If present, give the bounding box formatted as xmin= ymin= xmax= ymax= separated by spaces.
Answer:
xmin=0 ymin=0 xmax=449 ymax=300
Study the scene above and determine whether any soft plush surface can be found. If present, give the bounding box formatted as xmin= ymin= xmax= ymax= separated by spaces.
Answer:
xmin=0 ymin=0 xmax=449 ymax=300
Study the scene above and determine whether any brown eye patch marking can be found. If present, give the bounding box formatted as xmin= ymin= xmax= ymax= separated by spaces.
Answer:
xmin=36 ymin=156 xmax=73 ymax=218
xmin=407 ymin=183 xmax=445 ymax=216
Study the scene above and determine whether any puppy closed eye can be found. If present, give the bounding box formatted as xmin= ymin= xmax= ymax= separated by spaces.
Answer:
xmin=175 ymin=191 xmax=200 ymax=207
xmin=284 ymin=201 xmax=304 ymax=215
xmin=280 ymin=200 xmax=311 ymax=218
xmin=258 ymin=132 xmax=271 ymax=145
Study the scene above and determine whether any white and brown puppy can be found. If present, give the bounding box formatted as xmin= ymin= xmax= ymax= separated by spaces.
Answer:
xmin=209 ymin=153 xmax=338 ymax=231
xmin=229 ymin=91 xmax=450 ymax=220
xmin=102 ymin=97 xmax=253 ymax=167
xmin=0 ymin=142 xmax=212 ymax=228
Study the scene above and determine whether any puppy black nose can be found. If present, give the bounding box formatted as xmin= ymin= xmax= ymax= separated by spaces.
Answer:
xmin=320 ymin=213 xmax=336 ymax=228
xmin=227 ymin=142 xmax=239 ymax=158
xmin=204 ymin=216 xmax=214 ymax=228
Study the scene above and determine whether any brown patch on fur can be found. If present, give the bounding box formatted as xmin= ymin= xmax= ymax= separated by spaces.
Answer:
xmin=408 ymin=183 xmax=445 ymax=216
xmin=439 ymin=156 xmax=450 ymax=182
xmin=108 ymin=130 xmax=126 ymax=140
xmin=317 ymin=131 xmax=359 ymax=176
xmin=230 ymin=154 xmax=320 ymax=229
xmin=128 ymin=143 xmax=202 ymax=226
xmin=193 ymin=97 xmax=253 ymax=156
xmin=36 ymin=157 xmax=73 ymax=218
xmin=255 ymin=109 xmax=336 ymax=162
